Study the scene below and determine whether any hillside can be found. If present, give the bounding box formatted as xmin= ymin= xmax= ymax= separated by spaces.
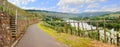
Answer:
xmin=78 ymin=12 xmax=112 ymax=17
xmin=0 ymin=0 xmax=34 ymax=17
xmin=26 ymin=9 xmax=120 ymax=19
xmin=92 ymin=12 xmax=120 ymax=20
xmin=25 ymin=10 xmax=77 ymax=18
xmin=102 ymin=12 xmax=120 ymax=18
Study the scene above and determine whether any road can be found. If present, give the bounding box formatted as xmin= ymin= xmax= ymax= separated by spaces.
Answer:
xmin=16 ymin=24 xmax=66 ymax=47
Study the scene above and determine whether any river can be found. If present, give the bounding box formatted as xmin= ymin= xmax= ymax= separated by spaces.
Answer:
xmin=66 ymin=20 xmax=118 ymax=44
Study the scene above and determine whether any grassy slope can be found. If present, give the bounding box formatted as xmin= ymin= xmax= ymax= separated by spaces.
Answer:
xmin=103 ymin=13 xmax=120 ymax=18
xmin=0 ymin=0 xmax=34 ymax=17
xmin=38 ymin=22 xmax=94 ymax=47
xmin=98 ymin=12 xmax=120 ymax=19
xmin=38 ymin=22 xmax=117 ymax=47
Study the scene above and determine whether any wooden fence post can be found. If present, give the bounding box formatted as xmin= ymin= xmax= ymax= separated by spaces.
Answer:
xmin=69 ymin=22 xmax=73 ymax=35
xmin=73 ymin=21 xmax=77 ymax=35
xmin=70 ymin=27 xmax=73 ymax=35
xmin=96 ymin=22 xmax=100 ymax=40
xmin=117 ymin=33 xmax=119 ymax=46
xmin=77 ymin=22 xmax=80 ymax=36
xmin=90 ymin=21 xmax=93 ymax=32
xmin=81 ymin=21 xmax=84 ymax=30
xmin=64 ymin=21 xmax=67 ymax=33
xmin=103 ymin=18 xmax=107 ymax=43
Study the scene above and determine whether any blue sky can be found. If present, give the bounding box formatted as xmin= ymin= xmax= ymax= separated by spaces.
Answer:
xmin=8 ymin=0 xmax=120 ymax=13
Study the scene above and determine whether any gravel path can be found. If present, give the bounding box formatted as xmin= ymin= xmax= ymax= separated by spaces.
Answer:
xmin=16 ymin=24 xmax=66 ymax=47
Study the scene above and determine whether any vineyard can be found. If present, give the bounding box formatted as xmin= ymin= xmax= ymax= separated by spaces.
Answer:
xmin=43 ymin=16 xmax=120 ymax=46
xmin=0 ymin=0 xmax=120 ymax=47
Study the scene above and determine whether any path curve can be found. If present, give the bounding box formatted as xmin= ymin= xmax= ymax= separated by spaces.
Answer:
xmin=16 ymin=23 xmax=66 ymax=47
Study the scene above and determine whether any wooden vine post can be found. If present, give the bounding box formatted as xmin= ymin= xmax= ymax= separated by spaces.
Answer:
xmin=119 ymin=16 xmax=120 ymax=30
xmin=117 ymin=33 xmax=119 ymax=46
xmin=77 ymin=22 xmax=80 ymax=36
xmin=81 ymin=21 xmax=84 ymax=30
xmin=73 ymin=21 xmax=77 ymax=35
xmin=96 ymin=21 xmax=99 ymax=40
xmin=69 ymin=21 xmax=73 ymax=35
xmin=64 ymin=21 xmax=67 ymax=33
xmin=103 ymin=18 xmax=107 ymax=43
xmin=117 ymin=16 xmax=120 ymax=46
xmin=90 ymin=21 xmax=93 ymax=32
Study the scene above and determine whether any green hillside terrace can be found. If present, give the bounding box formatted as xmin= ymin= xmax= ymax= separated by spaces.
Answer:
xmin=0 ymin=0 xmax=36 ymax=18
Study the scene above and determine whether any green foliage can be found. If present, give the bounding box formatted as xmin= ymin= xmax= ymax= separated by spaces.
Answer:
xmin=70 ymin=17 xmax=82 ymax=21
xmin=89 ymin=22 xmax=120 ymax=31
xmin=88 ymin=31 xmax=99 ymax=40
xmin=70 ymin=17 xmax=91 ymax=21
xmin=43 ymin=16 xmax=64 ymax=27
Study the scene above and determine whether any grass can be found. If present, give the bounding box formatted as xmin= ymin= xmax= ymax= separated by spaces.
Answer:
xmin=38 ymin=22 xmax=94 ymax=47
xmin=0 ymin=0 xmax=36 ymax=18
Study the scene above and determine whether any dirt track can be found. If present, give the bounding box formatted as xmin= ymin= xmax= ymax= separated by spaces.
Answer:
xmin=16 ymin=24 xmax=66 ymax=47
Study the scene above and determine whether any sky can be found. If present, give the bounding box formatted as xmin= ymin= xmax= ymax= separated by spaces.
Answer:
xmin=8 ymin=0 xmax=120 ymax=13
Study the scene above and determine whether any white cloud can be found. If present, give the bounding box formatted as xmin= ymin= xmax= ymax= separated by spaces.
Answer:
xmin=21 ymin=6 xmax=56 ymax=11
xmin=87 ymin=3 xmax=99 ymax=8
xmin=8 ymin=0 xmax=36 ymax=5
xmin=8 ymin=0 xmax=55 ymax=11
xmin=58 ymin=6 xmax=79 ymax=13
xmin=57 ymin=0 xmax=107 ymax=7
xmin=57 ymin=0 xmax=108 ymax=13
xmin=84 ymin=5 xmax=120 ymax=12
xmin=8 ymin=0 xmax=119 ymax=13
xmin=101 ymin=7 xmax=120 ymax=12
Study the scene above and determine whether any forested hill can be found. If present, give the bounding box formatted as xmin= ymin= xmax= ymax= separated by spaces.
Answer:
xmin=26 ymin=9 xmax=120 ymax=18
xmin=25 ymin=10 xmax=77 ymax=18
xmin=92 ymin=11 xmax=120 ymax=20
xmin=102 ymin=12 xmax=120 ymax=18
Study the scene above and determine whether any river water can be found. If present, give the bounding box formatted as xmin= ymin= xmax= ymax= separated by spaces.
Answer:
xmin=66 ymin=20 xmax=119 ymax=44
